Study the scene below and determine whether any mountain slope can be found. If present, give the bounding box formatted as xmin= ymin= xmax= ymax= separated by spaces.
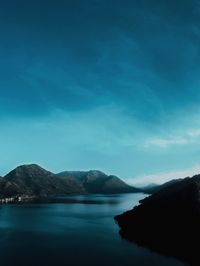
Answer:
xmin=2 ymin=164 xmax=85 ymax=197
xmin=57 ymin=170 xmax=140 ymax=194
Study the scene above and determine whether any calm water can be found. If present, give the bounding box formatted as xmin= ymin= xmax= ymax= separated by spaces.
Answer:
xmin=0 ymin=193 xmax=186 ymax=266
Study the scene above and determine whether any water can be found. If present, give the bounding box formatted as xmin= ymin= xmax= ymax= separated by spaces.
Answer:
xmin=0 ymin=193 xmax=186 ymax=266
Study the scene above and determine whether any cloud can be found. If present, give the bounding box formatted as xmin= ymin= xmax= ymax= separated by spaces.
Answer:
xmin=1 ymin=0 xmax=200 ymax=181
xmin=144 ymin=136 xmax=188 ymax=148
xmin=187 ymin=128 xmax=200 ymax=137
xmin=128 ymin=165 xmax=200 ymax=186
xmin=144 ymin=126 xmax=200 ymax=148
xmin=1 ymin=0 xmax=200 ymax=124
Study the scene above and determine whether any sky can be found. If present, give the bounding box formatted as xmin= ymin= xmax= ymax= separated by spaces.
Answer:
xmin=1 ymin=0 xmax=200 ymax=184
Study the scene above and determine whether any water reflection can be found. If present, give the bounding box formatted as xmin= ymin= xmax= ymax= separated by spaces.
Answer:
xmin=0 ymin=194 xmax=186 ymax=266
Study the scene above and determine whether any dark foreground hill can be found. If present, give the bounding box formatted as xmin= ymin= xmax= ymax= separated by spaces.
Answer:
xmin=115 ymin=174 xmax=200 ymax=265
xmin=57 ymin=170 xmax=140 ymax=194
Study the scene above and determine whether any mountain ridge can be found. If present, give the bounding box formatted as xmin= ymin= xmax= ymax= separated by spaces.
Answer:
xmin=0 ymin=164 xmax=140 ymax=199
xmin=141 ymin=178 xmax=184 ymax=194
xmin=57 ymin=170 xmax=140 ymax=194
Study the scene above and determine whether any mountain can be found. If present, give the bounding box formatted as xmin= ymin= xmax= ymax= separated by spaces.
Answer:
xmin=115 ymin=174 xmax=200 ymax=265
xmin=57 ymin=170 xmax=140 ymax=194
xmin=0 ymin=165 xmax=141 ymax=199
xmin=141 ymin=178 xmax=183 ymax=194
xmin=1 ymin=164 xmax=85 ymax=197
xmin=0 ymin=178 xmax=21 ymax=197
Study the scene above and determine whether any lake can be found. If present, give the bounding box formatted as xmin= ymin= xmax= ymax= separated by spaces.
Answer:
xmin=0 ymin=193 xmax=186 ymax=266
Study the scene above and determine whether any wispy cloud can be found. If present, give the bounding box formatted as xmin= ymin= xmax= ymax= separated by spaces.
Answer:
xmin=144 ymin=127 xmax=200 ymax=148
xmin=128 ymin=165 xmax=200 ymax=186
xmin=144 ymin=136 xmax=188 ymax=148
xmin=187 ymin=128 xmax=200 ymax=137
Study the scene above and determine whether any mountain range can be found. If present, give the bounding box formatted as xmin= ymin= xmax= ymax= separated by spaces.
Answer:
xmin=0 ymin=164 xmax=140 ymax=198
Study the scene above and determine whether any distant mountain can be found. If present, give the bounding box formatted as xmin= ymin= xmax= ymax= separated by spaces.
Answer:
xmin=1 ymin=164 xmax=85 ymax=197
xmin=115 ymin=174 xmax=200 ymax=265
xmin=57 ymin=170 xmax=140 ymax=194
xmin=141 ymin=178 xmax=183 ymax=194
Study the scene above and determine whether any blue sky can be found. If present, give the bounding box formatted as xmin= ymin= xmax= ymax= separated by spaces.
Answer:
xmin=1 ymin=0 xmax=200 ymax=184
